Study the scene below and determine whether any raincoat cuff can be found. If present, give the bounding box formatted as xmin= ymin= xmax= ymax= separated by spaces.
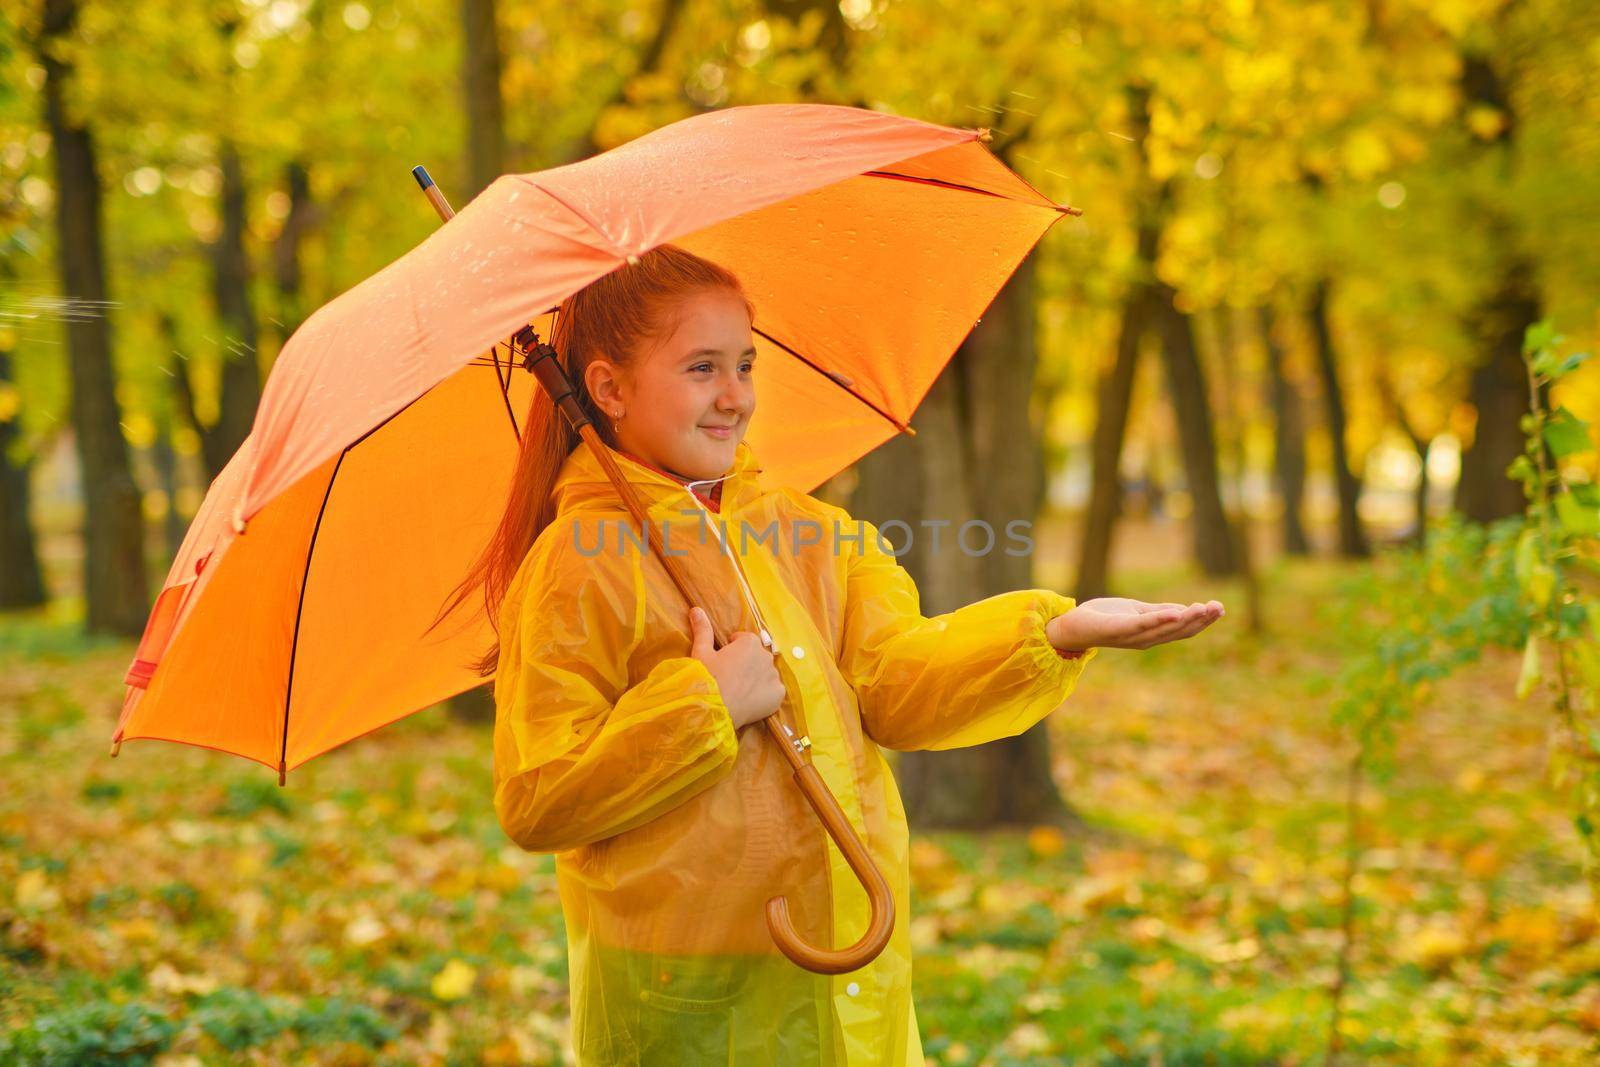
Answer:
xmin=1029 ymin=590 xmax=1099 ymax=683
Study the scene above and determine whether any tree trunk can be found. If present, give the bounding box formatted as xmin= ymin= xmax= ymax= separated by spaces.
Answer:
xmin=554 ymin=0 xmax=687 ymax=165
xmin=857 ymin=371 xmax=990 ymax=828
xmin=156 ymin=319 xmax=193 ymax=563
xmin=1456 ymin=257 xmax=1541 ymax=523
xmin=41 ymin=0 xmax=148 ymax=634
xmin=1077 ymin=88 xmax=1168 ymax=599
xmin=1374 ymin=363 xmax=1431 ymax=548
xmin=451 ymin=0 xmax=513 ymax=723
xmin=1210 ymin=306 xmax=1259 ymax=632
xmin=271 ymin=159 xmax=316 ymax=348
xmin=1453 ymin=50 xmax=1541 ymax=524
xmin=1308 ymin=278 xmax=1369 ymax=557
xmin=0 ymin=346 xmax=47 ymax=608
xmin=1075 ymin=286 xmax=1149 ymax=600
xmin=1258 ymin=304 xmax=1310 ymax=556
xmin=149 ymin=417 xmax=186 ymax=566
xmin=201 ymin=140 xmax=263 ymax=482
xmin=459 ymin=0 xmax=506 ymax=196
xmin=1152 ymin=286 xmax=1237 ymax=575
xmin=855 ymin=250 xmax=1084 ymax=830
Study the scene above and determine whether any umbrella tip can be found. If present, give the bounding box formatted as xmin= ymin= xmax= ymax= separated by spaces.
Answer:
xmin=626 ymin=254 xmax=641 ymax=265
xmin=976 ymin=127 xmax=993 ymax=143
xmin=412 ymin=165 xmax=434 ymax=190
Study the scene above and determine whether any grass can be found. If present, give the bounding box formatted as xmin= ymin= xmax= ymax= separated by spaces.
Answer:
xmin=1 ymin=551 xmax=1596 ymax=1065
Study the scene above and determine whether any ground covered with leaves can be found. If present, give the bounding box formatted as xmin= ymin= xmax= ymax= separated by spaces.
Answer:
xmin=2 ymin=557 xmax=1595 ymax=1065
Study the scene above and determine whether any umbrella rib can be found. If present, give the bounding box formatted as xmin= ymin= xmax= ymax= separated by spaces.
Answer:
xmin=276 ymin=383 xmax=436 ymax=781
xmin=280 ymin=444 xmax=349 ymax=784
xmin=751 ymin=325 xmax=915 ymax=437
xmin=862 ymin=169 xmax=1078 ymax=214
xmin=489 ymin=339 xmax=522 ymax=441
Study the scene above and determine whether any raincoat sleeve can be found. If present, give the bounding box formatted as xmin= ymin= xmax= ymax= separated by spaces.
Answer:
xmin=836 ymin=517 xmax=1098 ymax=752
xmin=492 ymin=534 xmax=740 ymax=854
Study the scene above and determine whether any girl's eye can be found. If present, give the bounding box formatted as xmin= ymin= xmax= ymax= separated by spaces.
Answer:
xmin=688 ymin=361 xmax=754 ymax=373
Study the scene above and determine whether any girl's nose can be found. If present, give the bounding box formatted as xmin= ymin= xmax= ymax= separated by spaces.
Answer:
xmin=718 ymin=375 xmax=752 ymax=414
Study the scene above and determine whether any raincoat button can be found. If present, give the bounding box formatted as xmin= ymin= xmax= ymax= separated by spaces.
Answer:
xmin=791 ymin=646 xmax=805 ymax=659
xmin=846 ymin=981 xmax=860 ymax=997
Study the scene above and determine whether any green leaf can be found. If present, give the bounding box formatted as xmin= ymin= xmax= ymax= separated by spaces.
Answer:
xmin=1528 ymin=346 xmax=1588 ymax=379
xmin=1542 ymin=407 xmax=1593 ymax=459
xmin=1516 ymin=633 xmax=1541 ymax=699
xmin=1554 ymin=350 xmax=1594 ymax=377
xmin=1515 ymin=528 xmax=1556 ymax=608
xmin=1523 ymin=320 xmax=1560 ymax=356
xmin=1555 ymin=491 xmax=1600 ymax=537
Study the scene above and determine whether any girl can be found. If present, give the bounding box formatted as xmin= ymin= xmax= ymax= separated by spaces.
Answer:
xmin=462 ymin=245 xmax=1222 ymax=1065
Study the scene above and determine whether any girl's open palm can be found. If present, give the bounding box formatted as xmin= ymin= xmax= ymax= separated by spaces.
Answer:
xmin=1048 ymin=597 xmax=1224 ymax=653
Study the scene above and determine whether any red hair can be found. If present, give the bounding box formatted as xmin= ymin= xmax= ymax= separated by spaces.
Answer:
xmin=430 ymin=244 xmax=754 ymax=676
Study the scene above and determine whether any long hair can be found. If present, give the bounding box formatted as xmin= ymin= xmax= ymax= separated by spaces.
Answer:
xmin=430 ymin=244 xmax=755 ymax=677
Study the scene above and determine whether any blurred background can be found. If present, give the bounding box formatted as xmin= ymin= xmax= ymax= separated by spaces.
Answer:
xmin=3 ymin=0 xmax=1599 ymax=1064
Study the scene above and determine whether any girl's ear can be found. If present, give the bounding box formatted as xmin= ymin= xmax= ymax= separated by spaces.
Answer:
xmin=584 ymin=357 xmax=623 ymax=413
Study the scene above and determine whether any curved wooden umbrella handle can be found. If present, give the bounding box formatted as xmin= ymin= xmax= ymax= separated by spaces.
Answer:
xmin=414 ymin=166 xmax=894 ymax=974
xmin=761 ymin=718 xmax=895 ymax=974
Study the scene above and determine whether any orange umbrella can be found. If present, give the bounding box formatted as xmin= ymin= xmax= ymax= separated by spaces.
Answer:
xmin=111 ymin=102 xmax=1079 ymax=783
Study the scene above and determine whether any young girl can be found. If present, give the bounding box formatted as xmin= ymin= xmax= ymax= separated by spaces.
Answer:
xmin=466 ymin=245 xmax=1222 ymax=1065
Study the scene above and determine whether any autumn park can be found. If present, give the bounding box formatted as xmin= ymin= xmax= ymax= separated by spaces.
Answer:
xmin=3 ymin=0 xmax=1599 ymax=1064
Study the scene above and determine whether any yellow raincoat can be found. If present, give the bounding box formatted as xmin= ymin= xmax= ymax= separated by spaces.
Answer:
xmin=492 ymin=438 xmax=1097 ymax=1065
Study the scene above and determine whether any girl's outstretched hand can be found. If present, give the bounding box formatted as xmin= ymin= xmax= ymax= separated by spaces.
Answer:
xmin=1046 ymin=597 xmax=1224 ymax=654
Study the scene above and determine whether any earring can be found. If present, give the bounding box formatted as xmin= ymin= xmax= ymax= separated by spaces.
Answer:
xmin=611 ymin=408 xmax=623 ymax=434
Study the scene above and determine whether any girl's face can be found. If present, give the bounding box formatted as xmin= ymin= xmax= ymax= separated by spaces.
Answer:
xmin=588 ymin=289 xmax=757 ymax=482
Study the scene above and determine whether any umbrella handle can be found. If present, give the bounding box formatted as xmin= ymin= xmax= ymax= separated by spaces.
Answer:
xmin=761 ymin=719 xmax=896 ymax=974
xmin=413 ymin=165 xmax=894 ymax=974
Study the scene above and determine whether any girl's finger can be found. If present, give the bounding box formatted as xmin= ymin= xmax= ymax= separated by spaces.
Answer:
xmin=1130 ymin=605 xmax=1215 ymax=645
xmin=1123 ymin=614 xmax=1196 ymax=647
xmin=1116 ymin=609 xmax=1183 ymax=633
xmin=1153 ymin=608 xmax=1221 ymax=645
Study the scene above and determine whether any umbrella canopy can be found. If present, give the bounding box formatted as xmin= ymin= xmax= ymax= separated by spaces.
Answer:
xmin=112 ymin=102 xmax=1078 ymax=777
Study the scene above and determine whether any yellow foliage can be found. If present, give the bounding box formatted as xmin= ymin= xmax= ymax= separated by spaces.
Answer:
xmin=1494 ymin=908 xmax=1564 ymax=962
xmin=1026 ymin=825 xmax=1066 ymax=859
xmin=111 ymin=917 xmax=160 ymax=945
xmin=1466 ymin=105 xmax=1507 ymax=140
xmin=1340 ymin=128 xmax=1392 ymax=179
xmin=430 ymin=958 xmax=477 ymax=1002
xmin=148 ymin=961 xmax=219 ymax=996
xmin=1399 ymin=919 xmax=1470 ymax=973
xmin=14 ymin=868 xmax=59 ymax=910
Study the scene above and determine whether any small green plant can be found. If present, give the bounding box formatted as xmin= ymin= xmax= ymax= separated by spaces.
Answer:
xmin=1320 ymin=317 xmax=1599 ymax=1063
xmin=1323 ymin=512 xmax=1524 ymax=1060
xmin=212 ymin=777 xmax=293 ymax=819
xmin=1507 ymin=320 xmax=1600 ymax=875
xmin=0 ymin=1001 xmax=178 ymax=1067
xmin=187 ymin=988 xmax=398 ymax=1056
